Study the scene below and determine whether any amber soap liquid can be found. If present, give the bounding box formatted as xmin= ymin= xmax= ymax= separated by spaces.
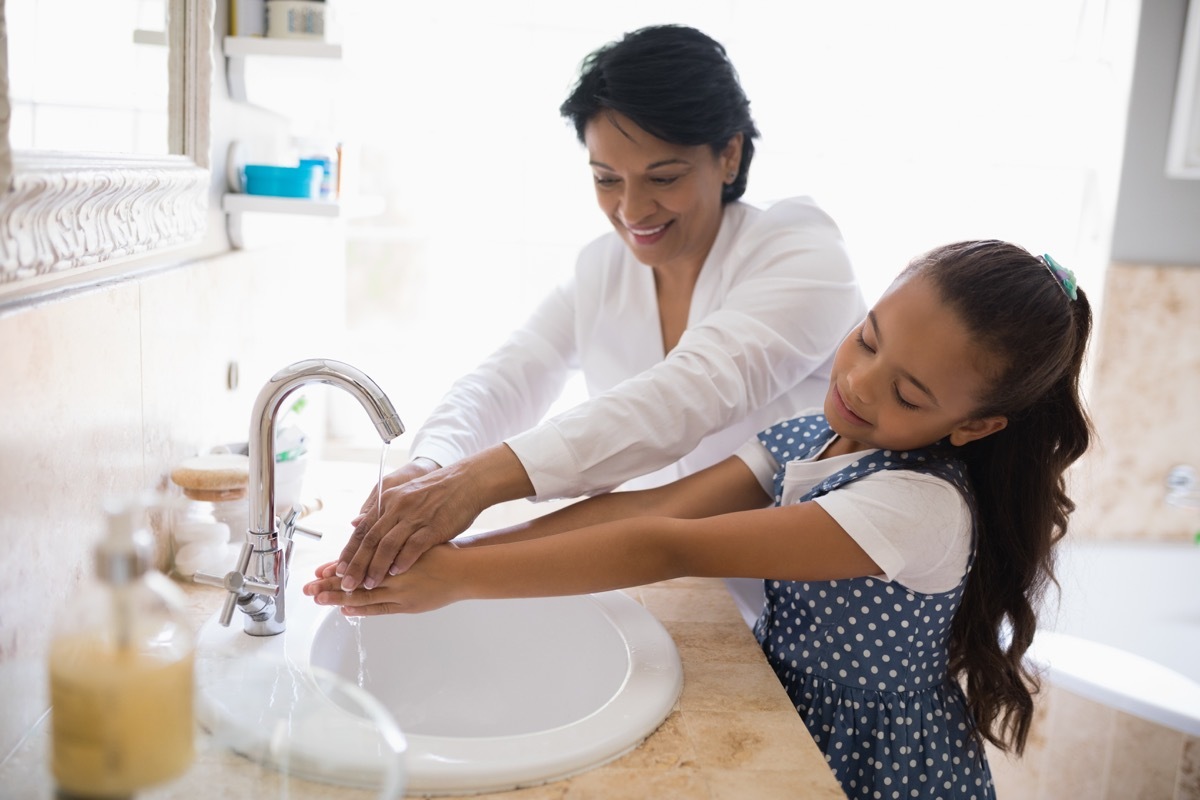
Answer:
xmin=50 ymin=634 xmax=194 ymax=798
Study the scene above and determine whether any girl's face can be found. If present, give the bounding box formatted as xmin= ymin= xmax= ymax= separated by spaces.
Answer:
xmin=825 ymin=272 xmax=1008 ymax=453
xmin=584 ymin=111 xmax=741 ymax=274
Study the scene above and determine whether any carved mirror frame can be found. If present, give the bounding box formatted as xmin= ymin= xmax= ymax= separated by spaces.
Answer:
xmin=0 ymin=0 xmax=213 ymax=306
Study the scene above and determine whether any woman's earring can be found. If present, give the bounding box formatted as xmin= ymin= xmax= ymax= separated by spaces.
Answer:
xmin=726 ymin=171 xmax=737 ymax=183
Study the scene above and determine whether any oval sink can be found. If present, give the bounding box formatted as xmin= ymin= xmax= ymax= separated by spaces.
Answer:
xmin=310 ymin=592 xmax=682 ymax=795
xmin=198 ymin=588 xmax=682 ymax=797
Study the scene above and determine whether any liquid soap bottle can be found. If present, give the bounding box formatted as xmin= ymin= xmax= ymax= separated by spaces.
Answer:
xmin=49 ymin=496 xmax=196 ymax=798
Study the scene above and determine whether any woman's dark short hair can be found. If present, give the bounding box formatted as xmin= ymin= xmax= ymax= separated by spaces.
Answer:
xmin=560 ymin=24 xmax=760 ymax=203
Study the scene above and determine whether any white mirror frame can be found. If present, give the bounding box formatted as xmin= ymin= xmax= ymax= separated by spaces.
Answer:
xmin=1168 ymin=0 xmax=1200 ymax=178
xmin=0 ymin=0 xmax=213 ymax=305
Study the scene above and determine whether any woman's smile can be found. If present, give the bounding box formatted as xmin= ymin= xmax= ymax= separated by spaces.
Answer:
xmin=624 ymin=220 xmax=672 ymax=246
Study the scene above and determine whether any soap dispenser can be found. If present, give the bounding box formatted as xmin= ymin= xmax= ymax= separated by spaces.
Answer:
xmin=49 ymin=495 xmax=196 ymax=798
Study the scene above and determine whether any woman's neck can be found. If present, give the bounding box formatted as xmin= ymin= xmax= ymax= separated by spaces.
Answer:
xmin=653 ymin=263 xmax=704 ymax=354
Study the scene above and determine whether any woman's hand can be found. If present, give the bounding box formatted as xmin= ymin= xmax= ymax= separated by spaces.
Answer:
xmin=351 ymin=456 xmax=440 ymax=529
xmin=304 ymin=547 xmax=467 ymax=616
xmin=334 ymin=445 xmax=536 ymax=592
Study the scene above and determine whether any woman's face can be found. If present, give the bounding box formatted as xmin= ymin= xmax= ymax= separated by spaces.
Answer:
xmin=584 ymin=111 xmax=742 ymax=274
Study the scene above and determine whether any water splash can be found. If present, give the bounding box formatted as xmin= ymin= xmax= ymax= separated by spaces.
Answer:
xmin=346 ymin=614 xmax=367 ymax=689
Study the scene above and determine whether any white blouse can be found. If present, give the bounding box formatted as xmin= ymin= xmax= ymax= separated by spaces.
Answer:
xmin=410 ymin=197 xmax=866 ymax=500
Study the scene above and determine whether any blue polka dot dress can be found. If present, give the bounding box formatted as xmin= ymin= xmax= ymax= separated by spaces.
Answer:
xmin=753 ymin=414 xmax=995 ymax=800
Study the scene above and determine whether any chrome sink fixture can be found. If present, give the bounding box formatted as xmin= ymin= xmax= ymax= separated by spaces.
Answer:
xmin=196 ymin=359 xmax=404 ymax=636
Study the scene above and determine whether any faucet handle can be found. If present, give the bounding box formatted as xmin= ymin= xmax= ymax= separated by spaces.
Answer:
xmin=194 ymin=541 xmax=279 ymax=626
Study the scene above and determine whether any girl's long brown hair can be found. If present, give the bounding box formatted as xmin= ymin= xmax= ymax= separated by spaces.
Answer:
xmin=906 ymin=241 xmax=1093 ymax=753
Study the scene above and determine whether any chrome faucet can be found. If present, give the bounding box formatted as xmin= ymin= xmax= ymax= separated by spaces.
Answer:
xmin=196 ymin=359 xmax=404 ymax=635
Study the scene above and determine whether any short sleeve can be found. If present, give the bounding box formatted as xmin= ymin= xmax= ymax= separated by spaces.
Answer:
xmin=813 ymin=471 xmax=972 ymax=595
xmin=734 ymin=438 xmax=778 ymax=496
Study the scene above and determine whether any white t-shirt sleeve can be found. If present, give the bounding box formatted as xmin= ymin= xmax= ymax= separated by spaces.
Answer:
xmin=734 ymin=435 xmax=782 ymax=497
xmin=733 ymin=436 xmax=972 ymax=595
xmin=814 ymin=471 xmax=972 ymax=595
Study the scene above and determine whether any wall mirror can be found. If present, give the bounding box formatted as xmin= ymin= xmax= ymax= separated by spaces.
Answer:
xmin=0 ymin=0 xmax=213 ymax=307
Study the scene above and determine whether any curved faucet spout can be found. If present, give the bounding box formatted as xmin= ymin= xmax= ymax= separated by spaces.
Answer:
xmin=239 ymin=358 xmax=402 ymax=635
xmin=251 ymin=359 xmax=404 ymax=534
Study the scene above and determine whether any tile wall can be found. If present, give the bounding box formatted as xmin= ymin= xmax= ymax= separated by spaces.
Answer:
xmin=0 ymin=235 xmax=345 ymax=761
xmin=1070 ymin=262 xmax=1200 ymax=542
xmin=987 ymin=684 xmax=1200 ymax=799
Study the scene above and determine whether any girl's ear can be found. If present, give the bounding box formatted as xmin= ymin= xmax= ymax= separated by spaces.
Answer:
xmin=948 ymin=415 xmax=1007 ymax=447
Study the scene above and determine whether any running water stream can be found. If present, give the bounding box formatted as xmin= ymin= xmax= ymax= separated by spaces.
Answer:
xmin=349 ymin=440 xmax=391 ymax=688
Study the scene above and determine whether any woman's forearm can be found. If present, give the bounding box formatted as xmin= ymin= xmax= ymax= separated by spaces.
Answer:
xmin=456 ymin=456 xmax=770 ymax=549
xmin=450 ymin=443 xmax=537 ymax=505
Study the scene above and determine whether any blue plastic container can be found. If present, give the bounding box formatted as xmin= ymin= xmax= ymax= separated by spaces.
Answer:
xmin=243 ymin=163 xmax=323 ymax=198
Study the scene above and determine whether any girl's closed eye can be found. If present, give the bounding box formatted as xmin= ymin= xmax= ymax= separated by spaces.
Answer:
xmin=894 ymin=387 xmax=919 ymax=410
xmin=854 ymin=328 xmax=875 ymax=353
xmin=854 ymin=326 xmax=919 ymax=410
xmin=593 ymin=175 xmax=619 ymax=187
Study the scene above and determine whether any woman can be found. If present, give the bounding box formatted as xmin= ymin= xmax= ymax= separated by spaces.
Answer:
xmin=335 ymin=24 xmax=866 ymax=596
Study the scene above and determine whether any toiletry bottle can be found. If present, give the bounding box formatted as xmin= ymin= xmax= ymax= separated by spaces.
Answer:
xmin=49 ymin=496 xmax=196 ymax=798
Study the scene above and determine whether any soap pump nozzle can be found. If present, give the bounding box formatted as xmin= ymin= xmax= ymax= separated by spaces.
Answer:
xmin=96 ymin=495 xmax=156 ymax=583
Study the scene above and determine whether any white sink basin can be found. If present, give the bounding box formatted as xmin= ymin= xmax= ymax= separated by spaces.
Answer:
xmin=197 ymin=586 xmax=682 ymax=796
xmin=313 ymin=592 xmax=682 ymax=794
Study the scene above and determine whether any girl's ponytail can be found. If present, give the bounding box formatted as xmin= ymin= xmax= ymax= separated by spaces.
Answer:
xmin=907 ymin=241 xmax=1093 ymax=753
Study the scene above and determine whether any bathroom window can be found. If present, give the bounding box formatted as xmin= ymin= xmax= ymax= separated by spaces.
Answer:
xmin=329 ymin=1 xmax=1138 ymax=452
xmin=5 ymin=0 xmax=169 ymax=155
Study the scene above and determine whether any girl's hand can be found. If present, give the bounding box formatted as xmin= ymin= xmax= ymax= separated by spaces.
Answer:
xmin=304 ymin=545 xmax=467 ymax=616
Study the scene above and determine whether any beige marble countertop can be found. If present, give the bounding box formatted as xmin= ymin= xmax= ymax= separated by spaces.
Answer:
xmin=1 ymin=461 xmax=845 ymax=799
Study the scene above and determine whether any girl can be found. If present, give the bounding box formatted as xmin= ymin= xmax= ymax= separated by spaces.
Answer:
xmin=305 ymin=240 xmax=1093 ymax=800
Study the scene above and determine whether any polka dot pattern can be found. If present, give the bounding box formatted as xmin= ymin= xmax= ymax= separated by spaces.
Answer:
xmin=753 ymin=414 xmax=995 ymax=799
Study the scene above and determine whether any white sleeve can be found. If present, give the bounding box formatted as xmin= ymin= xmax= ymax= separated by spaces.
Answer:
xmin=507 ymin=199 xmax=864 ymax=500
xmin=734 ymin=437 xmax=778 ymax=496
xmin=408 ymin=276 xmax=577 ymax=468
xmin=813 ymin=471 xmax=972 ymax=595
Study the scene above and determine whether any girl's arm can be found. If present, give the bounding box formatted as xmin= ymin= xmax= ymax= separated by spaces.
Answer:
xmin=303 ymin=495 xmax=881 ymax=616
xmin=310 ymin=455 xmax=771 ymax=580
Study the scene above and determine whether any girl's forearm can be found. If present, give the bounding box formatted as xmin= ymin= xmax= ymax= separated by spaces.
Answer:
xmin=307 ymin=501 xmax=880 ymax=616
xmin=456 ymin=516 xmax=691 ymax=600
